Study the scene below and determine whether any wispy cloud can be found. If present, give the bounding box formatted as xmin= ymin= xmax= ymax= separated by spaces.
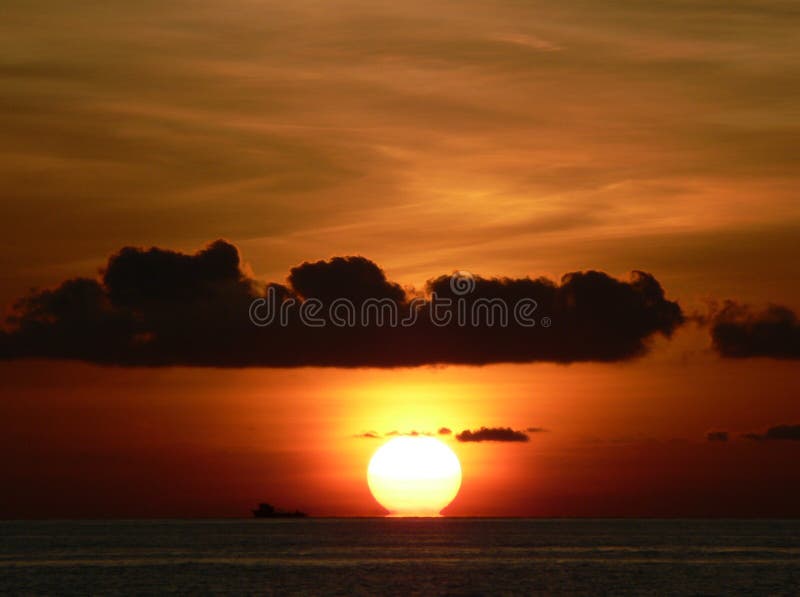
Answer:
xmin=1 ymin=0 xmax=798 ymax=312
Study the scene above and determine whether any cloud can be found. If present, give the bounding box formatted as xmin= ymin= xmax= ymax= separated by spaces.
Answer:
xmin=354 ymin=431 xmax=381 ymax=439
xmin=743 ymin=424 xmax=800 ymax=442
xmin=356 ymin=429 xmax=433 ymax=438
xmin=355 ymin=425 xmax=542 ymax=442
xmin=289 ymin=257 xmax=405 ymax=304
xmin=1 ymin=240 xmax=685 ymax=367
xmin=709 ymin=301 xmax=800 ymax=359
xmin=456 ymin=427 xmax=530 ymax=442
xmin=2 ymin=240 xmax=256 ymax=365
xmin=706 ymin=431 xmax=729 ymax=442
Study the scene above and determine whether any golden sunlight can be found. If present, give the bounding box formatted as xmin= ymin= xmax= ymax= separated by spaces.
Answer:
xmin=367 ymin=436 xmax=462 ymax=516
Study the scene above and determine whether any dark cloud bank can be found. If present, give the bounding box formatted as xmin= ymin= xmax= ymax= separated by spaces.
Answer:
xmin=706 ymin=425 xmax=800 ymax=442
xmin=709 ymin=301 xmax=800 ymax=359
xmin=743 ymin=424 xmax=800 ymax=442
xmin=0 ymin=238 xmax=695 ymax=367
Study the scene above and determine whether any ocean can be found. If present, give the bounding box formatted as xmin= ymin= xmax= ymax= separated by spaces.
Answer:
xmin=1 ymin=519 xmax=799 ymax=595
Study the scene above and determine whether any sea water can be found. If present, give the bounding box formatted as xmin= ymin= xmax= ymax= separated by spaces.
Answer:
xmin=1 ymin=519 xmax=799 ymax=595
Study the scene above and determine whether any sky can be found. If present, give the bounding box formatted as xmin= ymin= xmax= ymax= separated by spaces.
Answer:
xmin=1 ymin=0 xmax=799 ymax=517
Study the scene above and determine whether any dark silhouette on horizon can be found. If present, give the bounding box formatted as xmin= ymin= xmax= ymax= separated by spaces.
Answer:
xmin=252 ymin=503 xmax=308 ymax=518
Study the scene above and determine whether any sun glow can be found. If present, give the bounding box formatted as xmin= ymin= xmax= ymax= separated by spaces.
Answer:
xmin=367 ymin=436 xmax=462 ymax=516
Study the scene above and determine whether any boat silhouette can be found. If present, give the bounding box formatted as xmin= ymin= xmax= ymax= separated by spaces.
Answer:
xmin=252 ymin=503 xmax=308 ymax=518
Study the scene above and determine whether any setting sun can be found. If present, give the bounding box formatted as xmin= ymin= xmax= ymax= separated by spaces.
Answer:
xmin=367 ymin=437 xmax=462 ymax=516
xmin=2 ymin=0 xmax=800 ymax=593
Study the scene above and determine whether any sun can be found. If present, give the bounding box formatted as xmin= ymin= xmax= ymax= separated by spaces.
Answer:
xmin=367 ymin=436 xmax=462 ymax=516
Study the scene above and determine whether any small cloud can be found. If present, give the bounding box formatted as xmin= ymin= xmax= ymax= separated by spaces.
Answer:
xmin=709 ymin=301 xmax=800 ymax=359
xmin=382 ymin=430 xmax=428 ymax=437
xmin=526 ymin=427 xmax=547 ymax=433
xmin=456 ymin=426 xmax=529 ymax=443
xmin=354 ymin=431 xmax=381 ymax=439
xmin=706 ymin=431 xmax=729 ymax=442
xmin=742 ymin=424 xmax=800 ymax=442
xmin=438 ymin=427 xmax=452 ymax=435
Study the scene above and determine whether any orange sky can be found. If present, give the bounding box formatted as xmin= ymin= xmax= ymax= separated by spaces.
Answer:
xmin=2 ymin=337 xmax=799 ymax=517
xmin=1 ymin=0 xmax=799 ymax=517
